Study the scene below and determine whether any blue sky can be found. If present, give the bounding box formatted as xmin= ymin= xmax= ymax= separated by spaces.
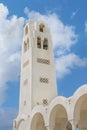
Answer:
xmin=0 ymin=0 xmax=87 ymax=130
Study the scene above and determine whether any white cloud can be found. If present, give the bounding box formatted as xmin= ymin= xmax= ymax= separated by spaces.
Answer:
xmin=0 ymin=3 xmax=24 ymax=106
xmin=0 ymin=3 xmax=8 ymax=18
xmin=0 ymin=3 xmax=87 ymax=130
xmin=0 ymin=4 xmax=86 ymax=105
xmin=0 ymin=4 xmax=86 ymax=106
xmin=55 ymin=53 xmax=87 ymax=79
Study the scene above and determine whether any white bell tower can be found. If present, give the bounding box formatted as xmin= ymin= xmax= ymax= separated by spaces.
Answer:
xmin=19 ymin=21 xmax=57 ymax=115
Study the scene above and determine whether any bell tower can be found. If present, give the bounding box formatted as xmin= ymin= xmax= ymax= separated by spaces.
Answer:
xmin=19 ymin=21 xmax=57 ymax=115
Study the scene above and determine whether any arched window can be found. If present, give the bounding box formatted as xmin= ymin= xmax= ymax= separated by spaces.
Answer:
xmin=39 ymin=24 xmax=45 ymax=32
xmin=37 ymin=37 xmax=41 ymax=48
xmin=25 ymin=26 xmax=28 ymax=35
xmin=43 ymin=38 xmax=48 ymax=50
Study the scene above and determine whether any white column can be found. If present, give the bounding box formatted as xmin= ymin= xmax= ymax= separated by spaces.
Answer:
xmin=69 ymin=119 xmax=76 ymax=130
xmin=45 ymin=125 xmax=50 ymax=130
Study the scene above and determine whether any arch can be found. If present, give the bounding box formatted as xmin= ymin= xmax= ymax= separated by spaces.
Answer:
xmin=73 ymin=94 xmax=87 ymax=130
xmin=30 ymin=112 xmax=47 ymax=130
xmin=48 ymin=96 xmax=68 ymax=118
xmin=48 ymin=97 xmax=68 ymax=130
xmin=16 ymin=113 xmax=28 ymax=130
xmin=73 ymin=84 xmax=87 ymax=98
xmin=69 ymin=85 xmax=87 ymax=119
xmin=17 ymin=119 xmax=25 ymax=130
xmin=39 ymin=23 xmax=45 ymax=32
xmin=30 ymin=105 xmax=47 ymax=126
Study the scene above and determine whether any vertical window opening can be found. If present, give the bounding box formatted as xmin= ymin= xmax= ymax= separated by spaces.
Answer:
xmin=39 ymin=24 xmax=45 ymax=32
xmin=37 ymin=37 xmax=41 ymax=48
xmin=43 ymin=38 xmax=48 ymax=50
xmin=27 ymin=38 xmax=29 ymax=49
xmin=25 ymin=26 xmax=28 ymax=35
xmin=24 ymin=38 xmax=29 ymax=52
xmin=24 ymin=41 xmax=27 ymax=52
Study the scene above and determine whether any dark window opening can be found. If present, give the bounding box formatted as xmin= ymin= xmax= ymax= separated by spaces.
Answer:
xmin=27 ymin=38 xmax=29 ymax=49
xmin=25 ymin=26 xmax=28 ymax=35
xmin=39 ymin=24 xmax=45 ymax=32
xmin=43 ymin=38 xmax=48 ymax=50
xmin=24 ymin=38 xmax=29 ymax=52
xmin=37 ymin=37 xmax=41 ymax=48
xmin=24 ymin=41 xmax=27 ymax=52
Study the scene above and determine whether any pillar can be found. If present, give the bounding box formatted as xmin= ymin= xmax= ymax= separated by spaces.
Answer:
xmin=69 ymin=119 xmax=76 ymax=130
xmin=45 ymin=125 xmax=50 ymax=130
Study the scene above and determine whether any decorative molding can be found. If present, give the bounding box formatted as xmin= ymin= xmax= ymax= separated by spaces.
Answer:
xmin=40 ymin=77 xmax=49 ymax=83
xmin=37 ymin=58 xmax=50 ymax=65
xmin=42 ymin=99 xmax=48 ymax=105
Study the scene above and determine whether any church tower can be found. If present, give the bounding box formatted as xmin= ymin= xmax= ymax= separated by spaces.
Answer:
xmin=19 ymin=21 xmax=57 ymax=115
xmin=13 ymin=21 xmax=87 ymax=130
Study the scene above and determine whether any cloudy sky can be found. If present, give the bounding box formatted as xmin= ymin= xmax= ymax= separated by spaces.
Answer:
xmin=0 ymin=0 xmax=87 ymax=130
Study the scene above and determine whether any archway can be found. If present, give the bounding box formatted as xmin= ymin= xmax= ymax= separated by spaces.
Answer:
xmin=74 ymin=94 xmax=87 ymax=130
xmin=30 ymin=113 xmax=47 ymax=130
xmin=49 ymin=104 xmax=68 ymax=130
xmin=17 ymin=119 xmax=27 ymax=130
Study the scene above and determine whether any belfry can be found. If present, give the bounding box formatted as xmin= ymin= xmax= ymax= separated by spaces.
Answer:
xmin=13 ymin=21 xmax=87 ymax=130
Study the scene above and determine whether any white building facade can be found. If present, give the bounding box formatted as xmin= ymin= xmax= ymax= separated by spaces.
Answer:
xmin=13 ymin=21 xmax=87 ymax=130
